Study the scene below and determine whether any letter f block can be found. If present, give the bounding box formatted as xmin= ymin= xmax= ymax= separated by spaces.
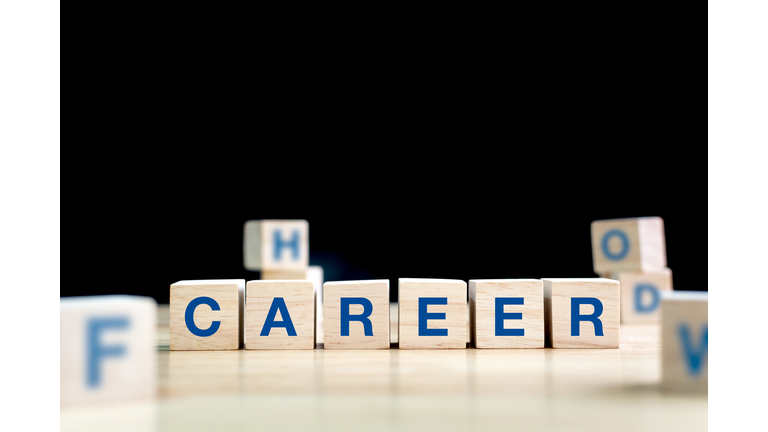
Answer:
xmin=542 ymin=278 xmax=619 ymax=348
xmin=170 ymin=279 xmax=244 ymax=350
xmin=324 ymin=280 xmax=390 ymax=349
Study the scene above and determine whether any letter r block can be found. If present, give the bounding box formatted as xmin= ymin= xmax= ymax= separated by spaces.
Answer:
xmin=542 ymin=278 xmax=619 ymax=348
xmin=590 ymin=217 xmax=666 ymax=274
xmin=398 ymin=278 xmax=467 ymax=349
xmin=323 ymin=280 xmax=389 ymax=349
xmin=170 ymin=280 xmax=244 ymax=350
xmin=246 ymin=280 xmax=315 ymax=350
xmin=661 ymin=291 xmax=708 ymax=392
xmin=469 ymin=279 xmax=544 ymax=348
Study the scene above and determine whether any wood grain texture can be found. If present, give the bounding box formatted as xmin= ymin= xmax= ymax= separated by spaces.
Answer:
xmin=398 ymin=278 xmax=467 ymax=349
xmin=543 ymin=278 xmax=620 ymax=348
xmin=469 ymin=279 xmax=544 ymax=348
xmin=591 ymin=217 xmax=666 ymax=274
xmin=246 ymin=280 xmax=315 ymax=350
xmin=323 ymin=280 xmax=390 ymax=350
xmin=661 ymin=291 xmax=708 ymax=392
xmin=619 ymin=269 xmax=673 ymax=323
xmin=170 ymin=280 xmax=243 ymax=351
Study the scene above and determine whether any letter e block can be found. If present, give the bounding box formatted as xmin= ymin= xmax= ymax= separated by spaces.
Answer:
xmin=246 ymin=280 xmax=315 ymax=350
xmin=243 ymin=220 xmax=309 ymax=271
xmin=323 ymin=280 xmax=390 ymax=350
xmin=170 ymin=279 xmax=244 ymax=350
xmin=619 ymin=269 xmax=673 ymax=323
xmin=398 ymin=278 xmax=467 ymax=349
xmin=542 ymin=278 xmax=619 ymax=348
xmin=661 ymin=291 xmax=708 ymax=392
xmin=591 ymin=217 xmax=666 ymax=274
xmin=469 ymin=279 xmax=544 ymax=349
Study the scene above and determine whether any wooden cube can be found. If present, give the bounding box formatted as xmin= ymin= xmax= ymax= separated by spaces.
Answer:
xmin=246 ymin=280 xmax=315 ymax=350
xmin=60 ymin=295 xmax=157 ymax=406
xmin=661 ymin=291 xmax=708 ymax=392
xmin=542 ymin=278 xmax=619 ymax=348
xmin=398 ymin=278 xmax=467 ymax=349
xmin=323 ymin=280 xmax=390 ymax=350
xmin=170 ymin=279 xmax=244 ymax=350
xmin=591 ymin=217 xmax=666 ymax=274
xmin=469 ymin=279 xmax=544 ymax=349
xmin=618 ymin=269 xmax=673 ymax=323
xmin=243 ymin=220 xmax=309 ymax=271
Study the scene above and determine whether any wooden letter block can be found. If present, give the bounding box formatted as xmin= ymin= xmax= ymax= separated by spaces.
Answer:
xmin=591 ymin=217 xmax=666 ymax=274
xmin=61 ymin=295 xmax=157 ymax=406
xmin=618 ymin=269 xmax=673 ymax=323
xmin=469 ymin=279 xmax=544 ymax=349
xmin=170 ymin=279 xmax=244 ymax=350
xmin=661 ymin=291 xmax=708 ymax=392
xmin=243 ymin=219 xmax=309 ymax=271
xmin=398 ymin=278 xmax=467 ymax=349
xmin=542 ymin=278 xmax=619 ymax=348
xmin=323 ymin=280 xmax=390 ymax=350
xmin=246 ymin=280 xmax=315 ymax=350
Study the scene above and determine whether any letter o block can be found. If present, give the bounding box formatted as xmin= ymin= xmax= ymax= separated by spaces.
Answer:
xmin=323 ymin=280 xmax=390 ymax=349
xmin=470 ymin=279 xmax=544 ymax=348
xmin=542 ymin=278 xmax=619 ymax=348
xmin=590 ymin=217 xmax=666 ymax=274
xmin=618 ymin=269 xmax=673 ymax=323
xmin=170 ymin=280 xmax=244 ymax=350
xmin=398 ymin=278 xmax=467 ymax=349
xmin=661 ymin=291 xmax=708 ymax=392
xmin=246 ymin=280 xmax=315 ymax=350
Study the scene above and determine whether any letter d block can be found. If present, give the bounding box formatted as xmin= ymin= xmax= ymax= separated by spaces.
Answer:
xmin=469 ymin=279 xmax=544 ymax=348
xmin=60 ymin=296 xmax=157 ymax=406
xmin=399 ymin=278 xmax=467 ymax=349
xmin=323 ymin=280 xmax=390 ymax=349
xmin=170 ymin=280 xmax=244 ymax=350
xmin=618 ymin=269 xmax=673 ymax=323
xmin=661 ymin=291 xmax=708 ymax=392
xmin=591 ymin=217 xmax=666 ymax=274
xmin=246 ymin=280 xmax=315 ymax=350
xmin=543 ymin=278 xmax=619 ymax=348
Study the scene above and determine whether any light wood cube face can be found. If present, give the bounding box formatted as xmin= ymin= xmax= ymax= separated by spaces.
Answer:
xmin=619 ymin=269 xmax=673 ymax=323
xmin=661 ymin=292 xmax=708 ymax=392
xmin=543 ymin=278 xmax=619 ymax=349
xmin=246 ymin=280 xmax=315 ymax=350
xmin=243 ymin=220 xmax=309 ymax=271
xmin=60 ymin=296 xmax=157 ymax=406
xmin=469 ymin=279 xmax=544 ymax=349
xmin=170 ymin=280 xmax=244 ymax=351
xmin=398 ymin=278 xmax=467 ymax=349
xmin=323 ymin=280 xmax=390 ymax=350
xmin=591 ymin=217 xmax=666 ymax=274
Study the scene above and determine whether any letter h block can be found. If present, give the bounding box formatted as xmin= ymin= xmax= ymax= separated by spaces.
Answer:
xmin=591 ymin=217 xmax=666 ymax=275
xmin=542 ymin=278 xmax=619 ymax=348
xmin=243 ymin=220 xmax=309 ymax=272
xmin=246 ymin=280 xmax=316 ymax=350
xmin=661 ymin=291 xmax=708 ymax=392
xmin=323 ymin=280 xmax=390 ymax=349
xmin=170 ymin=280 xmax=244 ymax=350
xmin=469 ymin=279 xmax=544 ymax=348
xmin=398 ymin=278 xmax=467 ymax=349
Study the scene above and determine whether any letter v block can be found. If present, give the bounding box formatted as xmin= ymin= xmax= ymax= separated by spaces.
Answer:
xmin=469 ymin=279 xmax=544 ymax=348
xmin=399 ymin=278 xmax=467 ymax=349
xmin=661 ymin=291 xmax=708 ymax=392
xmin=170 ymin=280 xmax=244 ymax=350
xmin=246 ymin=280 xmax=315 ymax=349
xmin=542 ymin=278 xmax=619 ymax=348
xmin=323 ymin=280 xmax=389 ymax=349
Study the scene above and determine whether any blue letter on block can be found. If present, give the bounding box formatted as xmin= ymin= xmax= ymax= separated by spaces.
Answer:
xmin=678 ymin=324 xmax=708 ymax=376
xmin=185 ymin=296 xmax=221 ymax=337
xmin=340 ymin=297 xmax=374 ymax=336
xmin=274 ymin=229 xmax=300 ymax=261
xmin=419 ymin=298 xmax=448 ymax=336
xmin=261 ymin=297 xmax=297 ymax=336
xmin=496 ymin=298 xmax=524 ymax=336
xmin=571 ymin=298 xmax=604 ymax=336
xmin=601 ymin=229 xmax=629 ymax=261
xmin=634 ymin=284 xmax=660 ymax=313
xmin=87 ymin=317 xmax=129 ymax=388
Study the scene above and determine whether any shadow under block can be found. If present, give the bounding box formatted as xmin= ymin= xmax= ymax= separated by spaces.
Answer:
xmin=398 ymin=278 xmax=467 ymax=349
xmin=243 ymin=219 xmax=309 ymax=271
xmin=323 ymin=280 xmax=390 ymax=350
xmin=591 ymin=217 xmax=666 ymax=274
xmin=469 ymin=279 xmax=544 ymax=349
xmin=542 ymin=278 xmax=619 ymax=349
xmin=661 ymin=291 xmax=708 ymax=392
xmin=246 ymin=280 xmax=315 ymax=350
xmin=618 ymin=269 xmax=673 ymax=323
xmin=170 ymin=280 xmax=244 ymax=350
xmin=60 ymin=295 xmax=157 ymax=406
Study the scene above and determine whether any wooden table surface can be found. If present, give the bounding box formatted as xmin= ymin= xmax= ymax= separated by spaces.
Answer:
xmin=61 ymin=304 xmax=707 ymax=432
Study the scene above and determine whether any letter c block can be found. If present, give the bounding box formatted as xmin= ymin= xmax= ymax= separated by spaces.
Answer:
xmin=170 ymin=279 xmax=244 ymax=350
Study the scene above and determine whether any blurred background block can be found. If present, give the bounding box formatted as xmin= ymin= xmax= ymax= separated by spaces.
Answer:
xmin=617 ymin=268 xmax=674 ymax=323
xmin=661 ymin=291 xmax=708 ymax=392
xmin=591 ymin=217 xmax=667 ymax=274
xmin=243 ymin=220 xmax=309 ymax=271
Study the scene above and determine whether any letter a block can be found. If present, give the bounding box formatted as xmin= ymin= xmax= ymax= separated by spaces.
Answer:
xmin=170 ymin=280 xmax=244 ymax=350
xmin=60 ymin=295 xmax=157 ymax=406
xmin=246 ymin=280 xmax=315 ymax=350
xmin=542 ymin=278 xmax=619 ymax=348
xmin=469 ymin=279 xmax=544 ymax=349
xmin=398 ymin=278 xmax=467 ymax=349
xmin=661 ymin=291 xmax=708 ymax=392
xmin=591 ymin=217 xmax=666 ymax=274
xmin=243 ymin=220 xmax=309 ymax=271
xmin=323 ymin=280 xmax=390 ymax=350
xmin=618 ymin=269 xmax=673 ymax=323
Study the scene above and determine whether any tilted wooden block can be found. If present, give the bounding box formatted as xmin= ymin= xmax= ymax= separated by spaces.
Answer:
xmin=661 ymin=291 xmax=708 ymax=392
xmin=60 ymin=295 xmax=157 ymax=406
xmin=170 ymin=279 xmax=244 ymax=350
xmin=246 ymin=280 xmax=315 ymax=350
xmin=591 ymin=217 xmax=666 ymax=274
xmin=243 ymin=220 xmax=309 ymax=271
xmin=469 ymin=279 xmax=544 ymax=349
xmin=398 ymin=278 xmax=467 ymax=349
xmin=323 ymin=280 xmax=390 ymax=350
xmin=618 ymin=268 xmax=673 ymax=323
xmin=542 ymin=278 xmax=619 ymax=348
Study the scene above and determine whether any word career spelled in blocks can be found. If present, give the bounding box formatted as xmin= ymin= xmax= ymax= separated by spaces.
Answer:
xmin=244 ymin=219 xmax=309 ymax=271
xmin=399 ymin=278 xmax=467 ymax=349
xmin=170 ymin=280 xmax=244 ymax=350
xmin=661 ymin=291 xmax=708 ymax=392
xmin=469 ymin=279 xmax=544 ymax=349
xmin=591 ymin=217 xmax=666 ymax=274
xmin=246 ymin=280 xmax=315 ymax=350
xmin=618 ymin=269 xmax=673 ymax=323
xmin=323 ymin=280 xmax=390 ymax=350
xmin=543 ymin=278 xmax=619 ymax=348
xmin=61 ymin=296 xmax=157 ymax=406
